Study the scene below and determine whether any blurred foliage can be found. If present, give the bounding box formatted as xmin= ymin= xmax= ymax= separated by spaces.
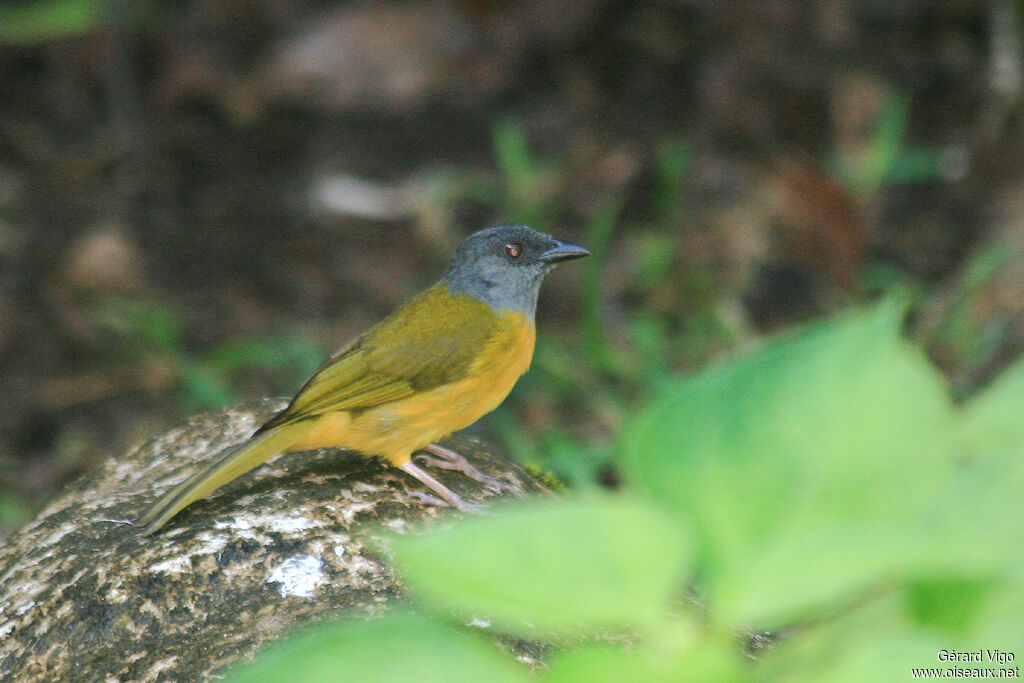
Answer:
xmin=229 ymin=300 xmax=1024 ymax=681
xmin=0 ymin=0 xmax=102 ymax=45
xmin=97 ymin=298 xmax=324 ymax=412
xmin=229 ymin=612 xmax=526 ymax=683
xmin=479 ymin=119 xmax=735 ymax=486
xmin=0 ymin=492 xmax=34 ymax=531
xmin=490 ymin=118 xmax=564 ymax=230
xmin=921 ymin=241 xmax=1022 ymax=396
xmin=828 ymin=88 xmax=951 ymax=198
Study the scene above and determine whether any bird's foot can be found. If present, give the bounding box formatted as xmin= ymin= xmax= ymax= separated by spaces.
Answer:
xmin=416 ymin=443 xmax=515 ymax=493
xmin=400 ymin=461 xmax=487 ymax=513
xmin=407 ymin=491 xmax=486 ymax=514
xmin=406 ymin=491 xmax=451 ymax=507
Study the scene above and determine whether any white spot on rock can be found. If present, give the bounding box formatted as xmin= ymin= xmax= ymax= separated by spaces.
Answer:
xmin=266 ymin=515 xmax=321 ymax=533
xmin=150 ymin=555 xmax=192 ymax=574
xmin=149 ymin=532 xmax=228 ymax=574
xmin=150 ymin=656 xmax=179 ymax=676
xmin=215 ymin=513 xmax=325 ymax=536
xmin=40 ymin=524 xmax=74 ymax=549
xmin=267 ymin=555 xmax=325 ymax=598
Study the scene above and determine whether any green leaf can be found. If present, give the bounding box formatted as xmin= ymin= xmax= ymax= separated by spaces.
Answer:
xmin=962 ymin=354 xmax=1024 ymax=463
xmin=971 ymin=581 xmax=1024 ymax=645
xmin=954 ymin=354 xmax=1024 ymax=578
xmin=755 ymin=592 xmax=953 ymax=683
xmin=758 ymin=583 xmax=1024 ymax=681
xmin=227 ymin=611 xmax=527 ymax=683
xmin=389 ymin=494 xmax=692 ymax=636
xmin=622 ymin=300 xmax=958 ymax=625
xmin=905 ymin=577 xmax=997 ymax=634
xmin=544 ymin=624 xmax=745 ymax=683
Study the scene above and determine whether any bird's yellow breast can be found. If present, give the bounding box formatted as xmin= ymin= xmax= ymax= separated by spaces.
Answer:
xmin=288 ymin=309 xmax=535 ymax=466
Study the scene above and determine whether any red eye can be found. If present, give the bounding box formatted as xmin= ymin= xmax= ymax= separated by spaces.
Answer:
xmin=505 ymin=242 xmax=523 ymax=259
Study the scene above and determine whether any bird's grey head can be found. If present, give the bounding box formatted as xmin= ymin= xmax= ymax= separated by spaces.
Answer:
xmin=439 ymin=224 xmax=590 ymax=316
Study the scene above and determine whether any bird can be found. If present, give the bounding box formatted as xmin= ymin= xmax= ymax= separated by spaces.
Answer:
xmin=138 ymin=224 xmax=589 ymax=534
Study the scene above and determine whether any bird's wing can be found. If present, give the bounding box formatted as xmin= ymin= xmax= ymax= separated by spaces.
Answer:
xmin=260 ymin=286 xmax=500 ymax=429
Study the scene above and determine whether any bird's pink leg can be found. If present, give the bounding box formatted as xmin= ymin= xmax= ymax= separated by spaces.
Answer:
xmin=415 ymin=443 xmax=513 ymax=492
xmin=399 ymin=461 xmax=483 ymax=512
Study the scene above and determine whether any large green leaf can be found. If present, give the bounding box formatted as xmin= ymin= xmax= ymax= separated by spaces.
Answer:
xmin=956 ymin=354 xmax=1024 ymax=578
xmin=388 ymin=494 xmax=692 ymax=636
xmin=543 ymin=627 xmax=745 ymax=683
xmin=228 ymin=611 xmax=527 ymax=683
xmin=755 ymin=592 xmax=953 ymax=683
xmin=757 ymin=582 xmax=1024 ymax=682
xmin=622 ymin=301 xmax=958 ymax=625
xmin=971 ymin=582 xmax=1024 ymax=646
xmin=962 ymin=353 xmax=1024 ymax=465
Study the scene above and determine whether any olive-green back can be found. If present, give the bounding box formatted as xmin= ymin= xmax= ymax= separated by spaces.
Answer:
xmin=260 ymin=285 xmax=500 ymax=430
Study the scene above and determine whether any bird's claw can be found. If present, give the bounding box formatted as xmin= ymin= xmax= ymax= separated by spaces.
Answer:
xmin=407 ymin=491 xmax=487 ymax=514
xmin=416 ymin=444 xmax=515 ymax=493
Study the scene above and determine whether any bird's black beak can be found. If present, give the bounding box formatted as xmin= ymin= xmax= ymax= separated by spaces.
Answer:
xmin=539 ymin=239 xmax=591 ymax=263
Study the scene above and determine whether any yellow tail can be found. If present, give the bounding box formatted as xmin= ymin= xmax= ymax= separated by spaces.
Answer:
xmin=138 ymin=422 xmax=311 ymax=535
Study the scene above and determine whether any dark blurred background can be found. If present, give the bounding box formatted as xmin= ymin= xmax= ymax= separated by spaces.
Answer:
xmin=2 ymin=0 xmax=1024 ymax=537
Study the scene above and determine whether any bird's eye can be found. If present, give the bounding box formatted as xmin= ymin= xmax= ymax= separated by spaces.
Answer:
xmin=504 ymin=242 xmax=523 ymax=259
